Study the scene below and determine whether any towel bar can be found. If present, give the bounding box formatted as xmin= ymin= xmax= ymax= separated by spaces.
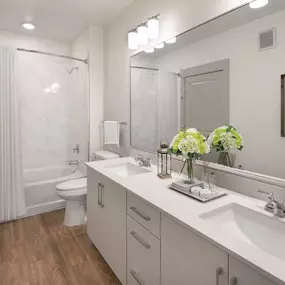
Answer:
xmin=102 ymin=121 xmax=127 ymax=126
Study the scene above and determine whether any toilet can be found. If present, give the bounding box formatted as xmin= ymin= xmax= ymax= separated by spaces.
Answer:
xmin=56 ymin=151 xmax=120 ymax=227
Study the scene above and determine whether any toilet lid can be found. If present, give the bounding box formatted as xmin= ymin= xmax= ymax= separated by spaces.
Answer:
xmin=56 ymin=177 xmax=87 ymax=191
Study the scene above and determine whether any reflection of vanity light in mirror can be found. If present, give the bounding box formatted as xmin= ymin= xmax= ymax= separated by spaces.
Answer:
xmin=22 ymin=22 xmax=36 ymax=30
xmin=44 ymin=82 xmax=60 ymax=93
xmin=137 ymin=24 xmax=148 ymax=45
xmin=250 ymin=0 xmax=268 ymax=9
xmin=147 ymin=15 xmax=160 ymax=39
xmin=50 ymin=83 xmax=60 ymax=93
xmin=165 ymin=37 xmax=177 ymax=44
xmin=145 ymin=47 xmax=155 ymax=53
xmin=128 ymin=29 xmax=138 ymax=50
xmin=155 ymin=42 xmax=164 ymax=49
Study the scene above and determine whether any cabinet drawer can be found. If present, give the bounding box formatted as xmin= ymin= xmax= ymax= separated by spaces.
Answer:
xmin=127 ymin=216 xmax=160 ymax=285
xmin=127 ymin=193 xmax=161 ymax=238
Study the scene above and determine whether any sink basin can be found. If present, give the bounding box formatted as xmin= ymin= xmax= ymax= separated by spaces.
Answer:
xmin=106 ymin=162 xmax=152 ymax=177
xmin=200 ymin=203 xmax=285 ymax=261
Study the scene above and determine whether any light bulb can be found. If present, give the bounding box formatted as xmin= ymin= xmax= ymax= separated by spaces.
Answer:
xmin=147 ymin=17 xmax=159 ymax=39
xmin=249 ymin=0 xmax=268 ymax=9
xmin=155 ymin=43 xmax=164 ymax=49
xmin=137 ymin=24 xmax=148 ymax=45
xmin=165 ymin=37 xmax=177 ymax=44
xmin=145 ymin=48 xmax=155 ymax=53
xmin=128 ymin=30 xmax=138 ymax=50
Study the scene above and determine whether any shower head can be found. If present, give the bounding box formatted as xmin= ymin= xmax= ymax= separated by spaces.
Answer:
xmin=69 ymin=66 xmax=79 ymax=73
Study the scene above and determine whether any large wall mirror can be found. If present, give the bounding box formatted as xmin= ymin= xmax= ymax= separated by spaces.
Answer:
xmin=130 ymin=0 xmax=285 ymax=180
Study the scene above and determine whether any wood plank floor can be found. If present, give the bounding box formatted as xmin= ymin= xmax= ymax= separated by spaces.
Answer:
xmin=0 ymin=210 xmax=121 ymax=285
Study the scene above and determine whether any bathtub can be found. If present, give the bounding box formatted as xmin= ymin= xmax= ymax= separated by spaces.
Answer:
xmin=24 ymin=165 xmax=86 ymax=216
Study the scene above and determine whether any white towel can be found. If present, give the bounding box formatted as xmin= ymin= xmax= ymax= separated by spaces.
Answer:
xmin=103 ymin=121 xmax=120 ymax=147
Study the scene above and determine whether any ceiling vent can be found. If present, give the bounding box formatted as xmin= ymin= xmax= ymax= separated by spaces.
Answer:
xmin=259 ymin=28 xmax=276 ymax=51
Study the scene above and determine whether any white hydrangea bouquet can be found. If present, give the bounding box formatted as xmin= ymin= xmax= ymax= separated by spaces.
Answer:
xmin=207 ymin=125 xmax=244 ymax=167
xmin=169 ymin=128 xmax=210 ymax=182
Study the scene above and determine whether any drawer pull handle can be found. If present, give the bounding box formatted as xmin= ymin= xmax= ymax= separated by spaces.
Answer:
xmin=130 ymin=231 xmax=151 ymax=249
xmin=216 ymin=267 xmax=223 ymax=285
xmin=231 ymin=277 xmax=238 ymax=285
xmin=97 ymin=182 xmax=102 ymax=206
xmin=130 ymin=269 xmax=145 ymax=285
xmin=101 ymin=184 xmax=105 ymax=208
xmin=130 ymin=206 xmax=151 ymax=221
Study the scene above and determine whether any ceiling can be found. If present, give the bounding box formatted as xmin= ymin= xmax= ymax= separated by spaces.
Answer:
xmin=0 ymin=0 xmax=134 ymax=42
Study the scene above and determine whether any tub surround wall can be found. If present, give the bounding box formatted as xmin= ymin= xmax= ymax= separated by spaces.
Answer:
xmin=0 ymin=31 xmax=89 ymax=170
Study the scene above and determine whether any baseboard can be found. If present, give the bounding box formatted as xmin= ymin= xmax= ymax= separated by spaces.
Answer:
xmin=26 ymin=200 xmax=66 ymax=217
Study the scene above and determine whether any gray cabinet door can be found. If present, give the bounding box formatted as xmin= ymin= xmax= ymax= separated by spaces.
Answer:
xmin=161 ymin=214 xmax=228 ymax=285
xmin=229 ymin=256 xmax=277 ymax=285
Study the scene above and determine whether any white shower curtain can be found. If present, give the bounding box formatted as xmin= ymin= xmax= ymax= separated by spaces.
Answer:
xmin=0 ymin=45 xmax=26 ymax=222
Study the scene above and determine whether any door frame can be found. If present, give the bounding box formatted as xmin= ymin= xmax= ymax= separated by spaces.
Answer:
xmin=180 ymin=59 xmax=230 ymax=130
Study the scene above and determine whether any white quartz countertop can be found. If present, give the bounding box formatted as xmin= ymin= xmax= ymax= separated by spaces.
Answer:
xmin=86 ymin=157 xmax=285 ymax=285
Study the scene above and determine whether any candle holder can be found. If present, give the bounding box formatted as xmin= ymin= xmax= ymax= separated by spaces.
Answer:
xmin=157 ymin=138 xmax=172 ymax=179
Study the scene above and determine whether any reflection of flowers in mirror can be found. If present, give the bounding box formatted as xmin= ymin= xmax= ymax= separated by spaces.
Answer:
xmin=44 ymin=82 xmax=60 ymax=93
xmin=207 ymin=125 xmax=244 ymax=152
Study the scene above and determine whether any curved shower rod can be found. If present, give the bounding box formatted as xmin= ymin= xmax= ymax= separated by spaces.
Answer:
xmin=17 ymin=48 xmax=88 ymax=64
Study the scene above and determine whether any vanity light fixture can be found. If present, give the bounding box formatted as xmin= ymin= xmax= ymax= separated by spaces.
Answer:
xmin=137 ymin=24 xmax=148 ymax=45
xmin=128 ymin=13 xmax=160 ymax=50
xmin=147 ymin=14 xmax=160 ymax=39
xmin=155 ymin=42 xmax=164 ymax=49
xmin=249 ymin=0 xmax=268 ymax=9
xmin=22 ymin=22 xmax=36 ymax=30
xmin=145 ymin=47 xmax=155 ymax=53
xmin=165 ymin=37 xmax=177 ymax=44
xmin=128 ymin=29 xmax=139 ymax=50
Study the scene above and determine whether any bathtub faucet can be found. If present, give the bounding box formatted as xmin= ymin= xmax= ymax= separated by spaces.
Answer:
xmin=69 ymin=160 xmax=79 ymax=166
xmin=73 ymin=144 xmax=80 ymax=154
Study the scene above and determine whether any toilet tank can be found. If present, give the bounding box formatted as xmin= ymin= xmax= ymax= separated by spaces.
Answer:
xmin=93 ymin=150 xmax=120 ymax=161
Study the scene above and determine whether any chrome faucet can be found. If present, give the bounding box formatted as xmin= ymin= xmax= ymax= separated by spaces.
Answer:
xmin=257 ymin=189 xmax=285 ymax=218
xmin=135 ymin=155 xmax=151 ymax=168
xmin=73 ymin=144 xmax=80 ymax=154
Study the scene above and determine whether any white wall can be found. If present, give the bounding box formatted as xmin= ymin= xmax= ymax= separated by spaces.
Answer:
xmin=0 ymin=30 xmax=70 ymax=54
xmin=72 ymin=25 xmax=104 ymax=159
xmin=104 ymin=0 xmax=250 ymax=156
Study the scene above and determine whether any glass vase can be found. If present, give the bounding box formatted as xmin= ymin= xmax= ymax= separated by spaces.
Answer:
xmin=218 ymin=152 xmax=233 ymax=167
xmin=179 ymin=157 xmax=195 ymax=184
xmin=186 ymin=158 xmax=194 ymax=183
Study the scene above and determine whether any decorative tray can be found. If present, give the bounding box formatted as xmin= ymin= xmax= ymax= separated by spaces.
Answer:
xmin=168 ymin=186 xmax=227 ymax=203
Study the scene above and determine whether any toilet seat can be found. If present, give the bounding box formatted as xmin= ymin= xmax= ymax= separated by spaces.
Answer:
xmin=56 ymin=177 xmax=87 ymax=192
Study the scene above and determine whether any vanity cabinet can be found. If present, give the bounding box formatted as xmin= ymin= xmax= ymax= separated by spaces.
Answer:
xmin=87 ymin=168 xmax=127 ymax=285
xmin=229 ymin=257 xmax=276 ymax=285
xmin=161 ymin=214 xmax=228 ymax=285
xmin=86 ymin=163 xmax=279 ymax=285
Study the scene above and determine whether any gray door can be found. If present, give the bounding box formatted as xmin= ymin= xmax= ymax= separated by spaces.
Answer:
xmin=181 ymin=59 xmax=229 ymax=136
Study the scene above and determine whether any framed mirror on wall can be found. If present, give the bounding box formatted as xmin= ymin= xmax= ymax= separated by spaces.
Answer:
xmin=130 ymin=0 xmax=285 ymax=181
